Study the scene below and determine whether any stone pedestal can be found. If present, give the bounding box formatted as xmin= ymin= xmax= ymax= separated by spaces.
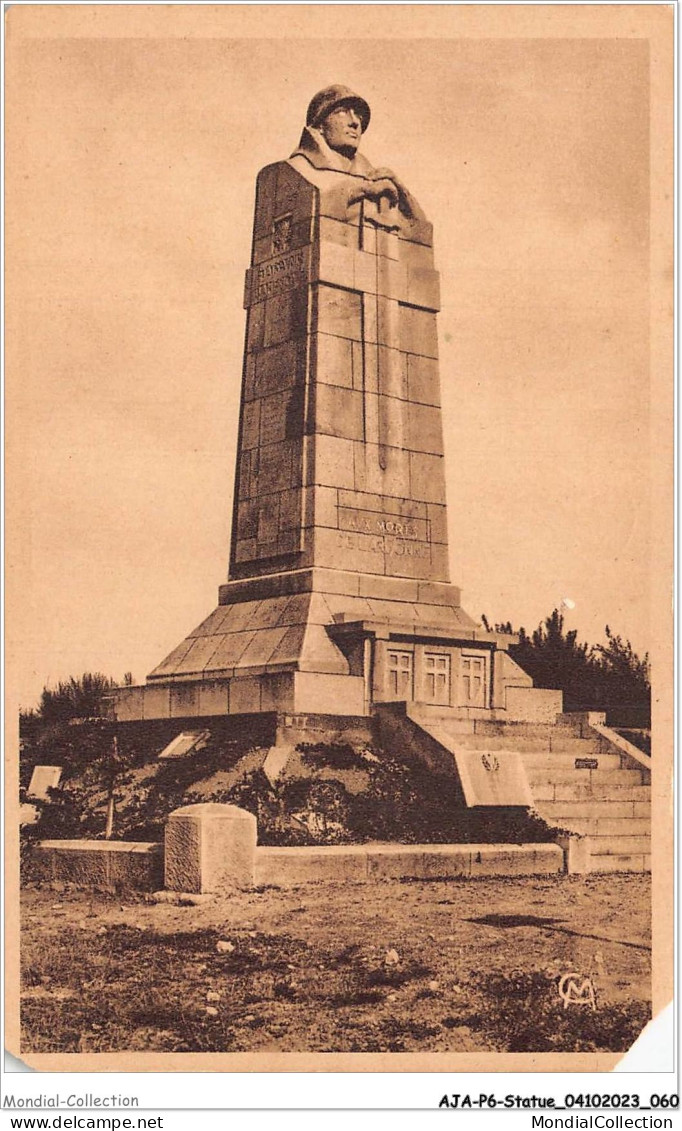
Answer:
xmin=164 ymin=803 xmax=257 ymax=893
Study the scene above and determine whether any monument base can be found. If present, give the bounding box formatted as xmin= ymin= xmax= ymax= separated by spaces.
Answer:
xmin=111 ymin=567 xmax=558 ymax=723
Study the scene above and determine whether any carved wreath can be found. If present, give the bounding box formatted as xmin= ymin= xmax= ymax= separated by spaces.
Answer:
xmin=481 ymin=753 xmax=500 ymax=773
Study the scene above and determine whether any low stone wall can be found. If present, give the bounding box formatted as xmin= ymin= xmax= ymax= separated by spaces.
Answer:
xmin=28 ymin=801 xmax=580 ymax=892
xmin=28 ymin=836 xmax=565 ymax=892
xmin=30 ymin=840 xmax=164 ymax=890
xmin=255 ymin=843 xmax=564 ymax=887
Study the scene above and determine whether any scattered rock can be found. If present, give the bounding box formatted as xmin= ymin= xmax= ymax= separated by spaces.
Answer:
xmin=384 ymin=948 xmax=400 ymax=966
xmin=216 ymin=940 xmax=235 ymax=954
xmin=51 ymin=903 xmax=63 ymax=910
xmin=206 ymin=1006 xmax=219 ymax=1018
xmin=386 ymin=993 xmax=397 ymax=1003
xmin=243 ymin=1014 xmax=256 ymax=1023
xmin=428 ymin=980 xmax=440 ymax=992
xmin=22 ymin=987 xmax=75 ymax=1001
xmin=206 ymin=991 xmax=221 ymax=1002
xmin=150 ymin=891 xmax=213 ymax=907
xmin=97 ymin=926 xmax=107 ymax=935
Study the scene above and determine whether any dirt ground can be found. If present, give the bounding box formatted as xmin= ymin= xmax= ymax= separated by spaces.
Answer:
xmin=20 ymin=873 xmax=651 ymax=1055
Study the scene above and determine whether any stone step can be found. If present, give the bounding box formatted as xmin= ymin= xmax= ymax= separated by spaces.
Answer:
xmin=429 ymin=730 xmax=607 ymax=756
xmin=589 ymin=853 xmax=650 ymax=874
xmin=539 ymin=817 xmax=650 ymax=838
xmin=594 ymin=819 xmax=651 ymax=837
xmin=544 ymin=736 xmax=605 ymax=754
xmin=532 ymin=782 xmax=651 ymax=803
xmin=526 ymin=768 xmax=646 ymax=788
xmin=428 ymin=730 xmax=551 ymax=753
xmin=537 ymin=800 xmax=646 ymax=821
xmin=586 ymin=834 xmax=651 ymax=854
xmin=416 ymin=713 xmax=579 ymax=741
xmin=520 ymin=751 xmax=623 ymax=772
xmin=471 ymin=720 xmax=576 ymax=739
xmin=632 ymin=801 xmax=651 ymax=817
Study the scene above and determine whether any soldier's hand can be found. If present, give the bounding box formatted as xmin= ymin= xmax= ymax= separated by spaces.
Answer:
xmin=368 ymin=167 xmax=399 ymax=184
xmin=362 ymin=177 xmax=400 ymax=207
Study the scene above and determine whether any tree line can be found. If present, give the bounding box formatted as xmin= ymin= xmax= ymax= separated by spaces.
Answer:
xmin=19 ymin=610 xmax=651 ymax=732
xmin=481 ymin=608 xmax=650 ymax=724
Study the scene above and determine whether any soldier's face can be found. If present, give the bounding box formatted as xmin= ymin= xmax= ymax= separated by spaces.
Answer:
xmin=320 ymin=104 xmax=363 ymax=154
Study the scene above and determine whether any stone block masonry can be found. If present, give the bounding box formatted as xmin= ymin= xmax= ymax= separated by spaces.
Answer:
xmin=30 ymin=841 xmax=164 ymax=890
xmin=112 ymin=87 xmax=556 ymax=725
xmin=232 ymin=158 xmax=450 ymax=584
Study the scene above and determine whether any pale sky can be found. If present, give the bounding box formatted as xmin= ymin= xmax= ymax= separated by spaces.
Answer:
xmin=7 ymin=7 xmax=666 ymax=710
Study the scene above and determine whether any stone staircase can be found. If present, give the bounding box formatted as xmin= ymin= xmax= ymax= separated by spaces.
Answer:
xmin=380 ymin=704 xmax=651 ymax=873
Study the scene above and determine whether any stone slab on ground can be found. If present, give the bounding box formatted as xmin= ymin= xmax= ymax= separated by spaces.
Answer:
xmin=27 ymin=766 xmax=62 ymax=800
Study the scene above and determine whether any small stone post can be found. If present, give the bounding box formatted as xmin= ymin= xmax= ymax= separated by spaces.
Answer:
xmin=164 ymin=803 xmax=257 ymax=894
xmin=556 ymin=833 xmax=592 ymax=875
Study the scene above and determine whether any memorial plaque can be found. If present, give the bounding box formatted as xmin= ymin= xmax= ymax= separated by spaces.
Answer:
xmin=453 ymin=750 xmax=534 ymax=808
xmin=245 ymin=246 xmax=312 ymax=307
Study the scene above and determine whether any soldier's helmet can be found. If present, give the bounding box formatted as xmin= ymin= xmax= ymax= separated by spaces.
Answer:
xmin=305 ymin=85 xmax=371 ymax=133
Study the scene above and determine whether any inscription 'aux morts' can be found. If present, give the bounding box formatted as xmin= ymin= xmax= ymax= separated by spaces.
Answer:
xmin=338 ymin=507 xmax=429 ymax=544
xmin=246 ymin=247 xmax=310 ymax=305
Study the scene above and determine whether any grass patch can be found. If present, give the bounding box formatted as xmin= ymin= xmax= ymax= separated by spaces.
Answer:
xmin=20 ymin=878 xmax=651 ymax=1056
xmin=462 ymin=970 xmax=651 ymax=1053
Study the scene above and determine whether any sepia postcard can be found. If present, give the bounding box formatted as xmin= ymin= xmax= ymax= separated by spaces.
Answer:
xmin=4 ymin=3 xmax=674 ymax=1076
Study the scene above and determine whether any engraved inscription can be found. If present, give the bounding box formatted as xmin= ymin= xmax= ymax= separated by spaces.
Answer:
xmin=250 ymin=247 xmax=310 ymax=303
xmin=259 ymin=396 xmax=285 ymax=447
xmin=341 ymin=532 xmax=430 ymax=559
xmin=338 ymin=507 xmax=429 ymax=544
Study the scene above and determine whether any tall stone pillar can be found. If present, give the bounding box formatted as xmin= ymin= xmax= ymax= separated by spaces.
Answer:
xmin=114 ymin=86 xmax=535 ymax=723
xmin=232 ymin=160 xmax=448 ymax=587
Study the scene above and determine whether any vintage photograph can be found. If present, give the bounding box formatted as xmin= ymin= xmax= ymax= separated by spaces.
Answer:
xmin=6 ymin=4 xmax=672 ymax=1070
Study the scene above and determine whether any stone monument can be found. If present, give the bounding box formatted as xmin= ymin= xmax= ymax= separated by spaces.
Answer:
xmin=113 ymin=85 xmax=555 ymax=726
